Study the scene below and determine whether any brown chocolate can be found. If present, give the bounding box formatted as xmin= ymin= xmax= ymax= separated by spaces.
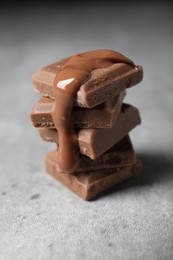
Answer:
xmin=30 ymin=50 xmax=143 ymax=200
xmin=45 ymin=151 xmax=141 ymax=200
xmin=52 ymin=135 xmax=136 ymax=173
xmin=33 ymin=60 xmax=143 ymax=108
xmin=30 ymin=91 xmax=125 ymax=129
xmin=39 ymin=104 xmax=141 ymax=159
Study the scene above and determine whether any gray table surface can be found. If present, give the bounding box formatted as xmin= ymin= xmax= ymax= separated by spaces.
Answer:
xmin=0 ymin=3 xmax=173 ymax=260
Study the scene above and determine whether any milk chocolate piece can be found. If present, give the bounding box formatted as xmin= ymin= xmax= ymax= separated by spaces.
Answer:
xmin=45 ymin=151 xmax=141 ymax=200
xmin=52 ymin=135 xmax=136 ymax=173
xmin=30 ymin=92 xmax=125 ymax=129
xmin=32 ymin=62 xmax=143 ymax=108
xmin=39 ymin=104 xmax=141 ymax=159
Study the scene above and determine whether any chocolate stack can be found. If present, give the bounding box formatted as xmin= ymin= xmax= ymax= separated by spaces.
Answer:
xmin=30 ymin=50 xmax=143 ymax=200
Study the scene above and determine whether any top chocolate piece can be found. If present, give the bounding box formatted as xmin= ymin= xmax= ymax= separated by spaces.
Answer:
xmin=32 ymin=52 xmax=143 ymax=108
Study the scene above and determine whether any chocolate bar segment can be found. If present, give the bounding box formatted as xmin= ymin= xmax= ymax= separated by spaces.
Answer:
xmin=45 ymin=151 xmax=141 ymax=200
xmin=39 ymin=104 xmax=141 ymax=159
xmin=30 ymin=92 xmax=125 ymax=129
xmin=51 ymin=135 xmax=136 ymax=173
xmin=32 ymin=62 xmax=143 ymax=108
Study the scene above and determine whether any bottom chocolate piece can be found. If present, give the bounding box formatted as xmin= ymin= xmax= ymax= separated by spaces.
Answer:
xmin=45 ymin=152 xmax=141 ymax=201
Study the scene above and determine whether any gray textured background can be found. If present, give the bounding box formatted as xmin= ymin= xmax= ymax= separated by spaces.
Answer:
xmin=0 ymin=2 xmax=173 ymax=260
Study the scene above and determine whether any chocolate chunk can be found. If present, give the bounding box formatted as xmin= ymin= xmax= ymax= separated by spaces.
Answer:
xmin=51 ymin=135 xmax=136 ymax=173
xmin=45 ymin=150 xmax=141 ymax=200
xmin=32 ymin=62 xmax=143 ymax=108
xmin=30 ymin=92 xmax=125 ymax=129
xmin=39 ymin=104 xmax=141 ymax=159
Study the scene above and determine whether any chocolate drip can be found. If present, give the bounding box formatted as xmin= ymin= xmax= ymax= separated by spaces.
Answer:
xmin=51 ymin=49 xmax=134 ymax=173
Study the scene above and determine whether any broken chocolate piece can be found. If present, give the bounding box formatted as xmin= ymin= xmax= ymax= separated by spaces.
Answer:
xmin=51 ymin=135 xmax=137 ymax=173
xmin=39 ymin=104 xmax=141 ymax=159
xmin=30 ymin=92 xmax=125 ymax=129
xmin=45 ymin=150 xmax=141 ymax=200
xmin=32 ymin=62 xmax=142 ymax=108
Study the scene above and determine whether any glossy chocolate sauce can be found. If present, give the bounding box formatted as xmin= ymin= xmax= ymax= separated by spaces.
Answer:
xmin=51 ymin=50 xmax=134 ymax=173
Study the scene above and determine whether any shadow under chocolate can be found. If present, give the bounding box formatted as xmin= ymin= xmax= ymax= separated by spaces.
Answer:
xmin=94 ymin=152 xmax=173 ymax=201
